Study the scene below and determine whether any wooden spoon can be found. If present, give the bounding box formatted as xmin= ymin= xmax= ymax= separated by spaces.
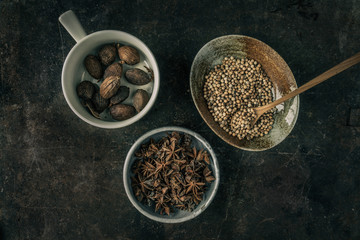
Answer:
xmin=250 ymin=51 xmax=360 ymax=126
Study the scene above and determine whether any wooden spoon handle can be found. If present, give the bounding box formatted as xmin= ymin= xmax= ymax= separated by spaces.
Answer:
xmin=259 ymin=51 xmax=360 ymax=111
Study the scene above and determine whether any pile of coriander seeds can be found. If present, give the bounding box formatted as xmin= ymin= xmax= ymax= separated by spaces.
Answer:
xmin=203 ymin=56 xmax=275 ymax=140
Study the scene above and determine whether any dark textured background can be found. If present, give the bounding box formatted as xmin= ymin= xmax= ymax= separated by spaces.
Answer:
xmin=1 ymin=0 xmax=360 ymax=239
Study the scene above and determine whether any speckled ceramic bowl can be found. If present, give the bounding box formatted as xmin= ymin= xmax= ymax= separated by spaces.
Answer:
xmin=123 ymin=126 xmax=220 ymax=223
xmin=190 ymin=35 xmax=299 ymax=151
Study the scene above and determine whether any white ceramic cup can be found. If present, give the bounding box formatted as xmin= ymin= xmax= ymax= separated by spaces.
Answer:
xmin=59 ymin=10 xmax=160 ymax=128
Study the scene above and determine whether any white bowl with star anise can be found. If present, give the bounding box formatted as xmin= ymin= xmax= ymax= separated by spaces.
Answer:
xmin=123 ymin=126 xmax=220 ymax=223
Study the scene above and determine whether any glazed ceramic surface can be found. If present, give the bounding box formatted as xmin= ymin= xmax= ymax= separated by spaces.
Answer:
xmin=190 ymin=35 xmax=299 ymax=151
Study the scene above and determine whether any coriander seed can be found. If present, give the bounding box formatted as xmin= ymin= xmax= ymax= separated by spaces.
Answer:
xmin=203 ymin=56 xmax=275 ymax=140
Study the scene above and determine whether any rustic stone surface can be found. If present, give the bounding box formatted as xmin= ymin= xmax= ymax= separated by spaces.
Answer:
xmin=1 ymin=0 xmax=360 ymax=239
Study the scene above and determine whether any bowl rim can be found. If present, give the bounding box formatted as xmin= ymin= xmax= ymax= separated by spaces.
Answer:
xmin=61 ymin=30 xmax=160 ymax=129
xmin=123 ymin=126 xmax=220 ymax=223
xmin=189 ymin=34 xmax=299 ymax=151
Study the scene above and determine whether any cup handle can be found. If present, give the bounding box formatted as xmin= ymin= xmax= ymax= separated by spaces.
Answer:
xmin=59 ymin=10 xmax=87 ymax=43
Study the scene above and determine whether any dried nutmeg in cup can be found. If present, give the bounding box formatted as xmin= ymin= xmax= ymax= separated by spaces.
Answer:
xmin=117 ymin=45 xmax=140 ymax=65
xmin=133 ymin=89 xmax=150 ymax=112
xmin=84 ymin=55 xmax=103 ymax=79
xmin=109 ymin=86 xmax=130 ymax=107
xmin=98 ymin=44 xmax=117 ymax=66
xmin=76 ymin=80 xmax=95 ymax=100
xmin=110 ymin=104 xmax=136 ymax=120
xmin=59 ymin=10 xmax=160 ymax=128
xmin=75 ymin=38 xmax=157 ymax=123
xmin=100 ymin=75 xmax=121 ymax=99
xmin=125 ymin=68 xmax=152 ymax=85
xmin=77 ymin=41 xmax=155 ymax=122
xmin=80 ymin=43 xmax=153 ymax=121
xmin=92 ymin=92 xmax=109 ymax=113
xmin=104 ymin=62 xmax=123 ymax=79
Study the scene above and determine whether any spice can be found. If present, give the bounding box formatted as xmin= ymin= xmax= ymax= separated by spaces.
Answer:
xmin=82 ymin=99 xmax=100 ymax=119
xmin=109 ymin=104 xmax=136 ymax=120
xmin=80 ymin=43 xmax=153 ymax=121
xmin=76 ymin=80 xmax=95 ymax=100
xmin=100 ymin=75 xmax=121 ymax=99
xmin=133 ymin=89 xmax=150 ymax=112
xmin=131 ymin=132 xmax=215 ymax=215
xmin=109 ymin=86 xmax=130 ymax=107
xmin=104 ymin=62 xmax=123 ymax=79
xmin=125 ymin=68 xmax=152 ymax=85
xmin=117 ymin=45 xmax=140 ymax=65
xmin=92 ymin=92 xmax=109 ymax=113
xmin=203 ymin=56 xmax=275 ymax=140
xmin=98 ymin=44 xmax=117 ymax=66
xmin=84 ymin=55 xmax=103 ymax=79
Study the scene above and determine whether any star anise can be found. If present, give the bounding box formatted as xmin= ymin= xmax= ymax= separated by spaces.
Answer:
xmin=130 ymin=132 xmax=216 ymax=215
xmin=173 ymin=159 xmax=187 ymax=166
xmin=154 ymin=158 xmax=172 ymax=175
xmin=163 ymin=140 xmax=182 ymax=161
xmin=140 ymin=161 xmax=156 ymax=177
xmin=153 ymin=187 xmax=171 ymax=215
xmin=191 ymin=191 xmax=204 ymax=205
xmin=203 ymin=151 xmax=210 ymax=164
xmin=133 ymin=174 xmax=153 ymax=193
xmin=133 ymin=186 xmax=144 ymax=202
xmin=131 ymin=159 xmax=142 ymax=175
xmin=185 ymin=177 xmax=205 ymax=196
xmin=203 ymin=166 xmax=215 ymax=183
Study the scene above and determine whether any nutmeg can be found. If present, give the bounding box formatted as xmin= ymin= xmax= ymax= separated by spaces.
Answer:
xmin=117 ymin=45 xmax=140 ymax=65
xmin=125 ymin=68 xmax=152 ymax=85
xmin=76 ymin=80 xmax=95 ymax=100
xmin=109 ymin=86 xmax=130 ymax=107
xmin=92 ymin=92 xmax=109 ymax=113
xmin=98 ymin=44 xmax=117 ymax=66
xmin=100 ymin=75 xmax=121 ymax=99
xmin=84 ymin=55 xmax=103 ymax=79
xmin=133 ymin=89 xmax=150 ymax=112
xmin=83 ymin=99 xmax=100 ymax=119
xmin=110 ymin=104 xmax=136 ymax=120
xmin=104 ymin=62 xmax=123 ymax=79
